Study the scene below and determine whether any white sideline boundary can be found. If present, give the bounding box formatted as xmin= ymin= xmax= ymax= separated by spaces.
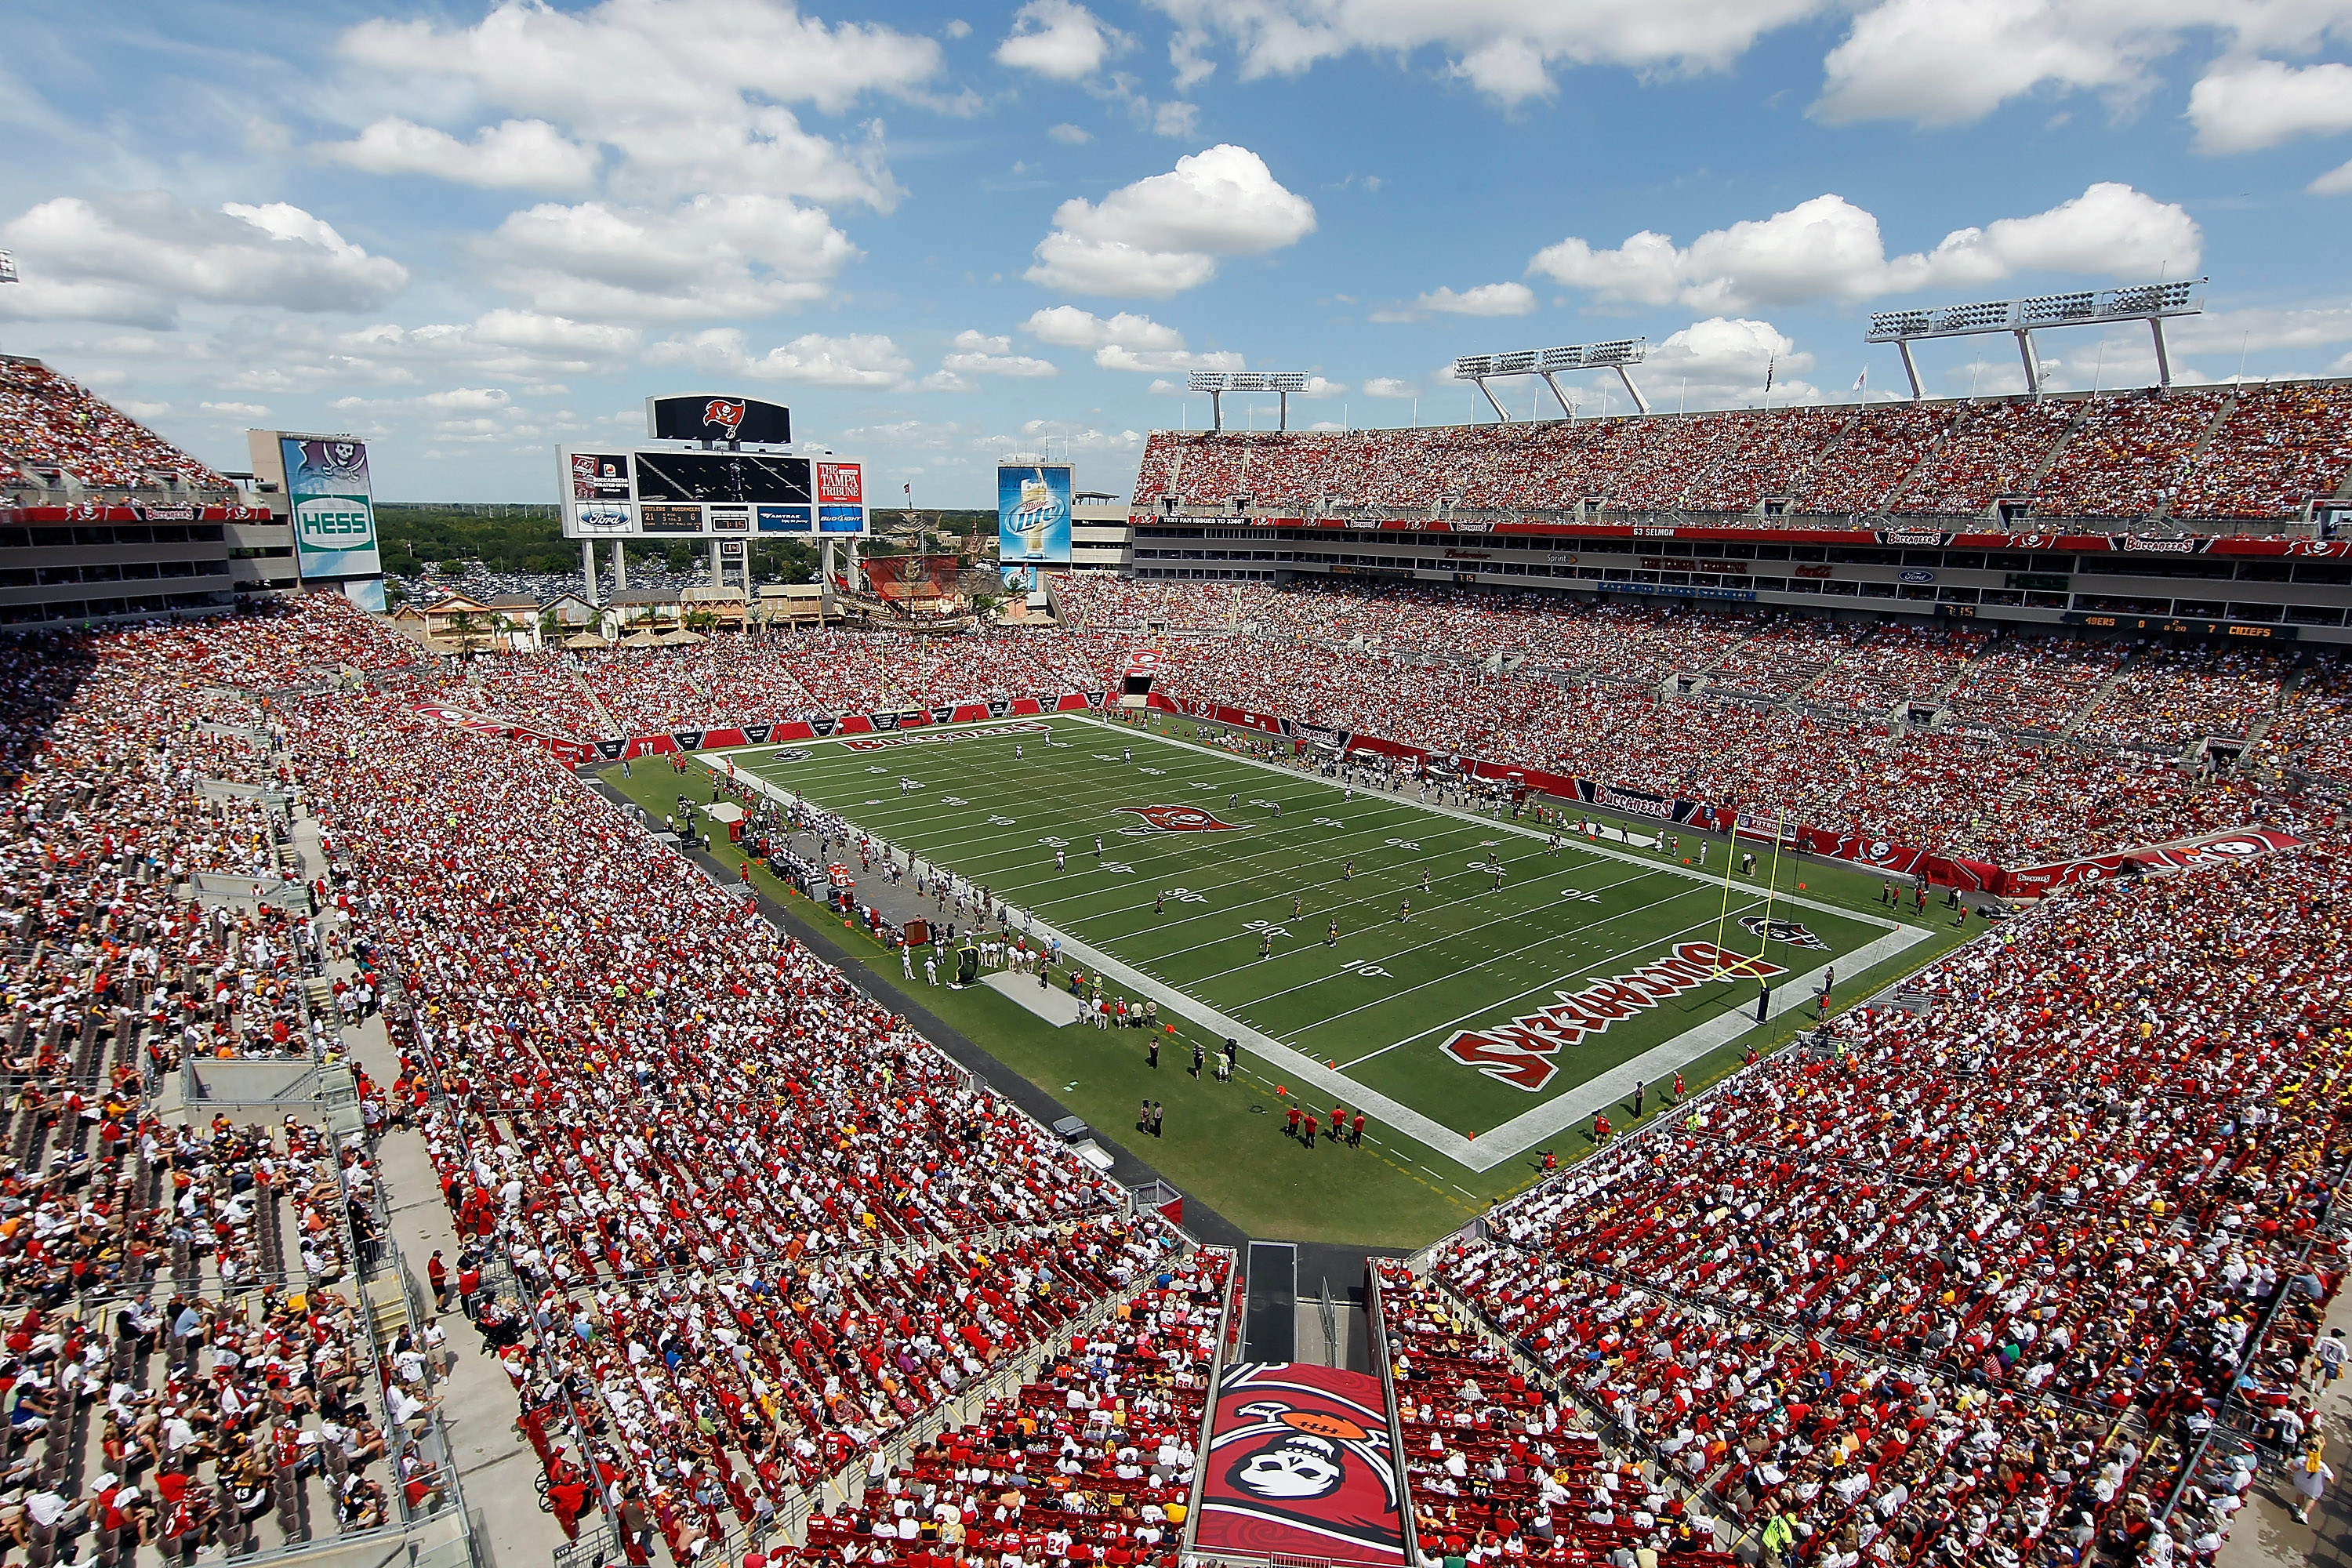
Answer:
xmin=699 ymin=713 xmax=1936 ymax=1174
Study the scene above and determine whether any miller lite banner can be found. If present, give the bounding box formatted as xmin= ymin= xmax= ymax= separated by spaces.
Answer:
xmin=645 ymin=393 xmax=790 ymax=446
xmin=999 ymin=462 xmax=1074 ymax=568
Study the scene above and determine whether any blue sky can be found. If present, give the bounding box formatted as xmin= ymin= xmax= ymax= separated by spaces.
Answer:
xmin=5 ymin=0 xmax=2352 ymax=504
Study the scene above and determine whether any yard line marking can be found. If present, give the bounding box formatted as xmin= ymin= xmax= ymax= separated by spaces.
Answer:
xmin=1293 ymin=880 xmax=1756 ymax=1056
xmin=706 ymin=715 xmax=1937 ymax=1173
xmin=750 ymin=721 xmax=1577 ymax=949
xmin=1063 ymin=710 xmax=1907 ymax=935
xmin=1188 ymin=862 xmax=1664 ymax=994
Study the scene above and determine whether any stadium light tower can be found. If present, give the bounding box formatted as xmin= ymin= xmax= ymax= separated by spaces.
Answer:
xmin=1452 ymin=339 xmax=1649 ymax=421
xmin=1186 ymin=371 xmax=1309 ymax=433
xmin=0 ymin=251 xmax=16 ymax=285
xmin=1865 ymin=280 xmax=2205 ymax=401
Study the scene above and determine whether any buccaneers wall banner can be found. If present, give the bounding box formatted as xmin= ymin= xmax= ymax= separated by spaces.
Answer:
xmin=1195 ymin=1363 xmax=1406 ymax=1567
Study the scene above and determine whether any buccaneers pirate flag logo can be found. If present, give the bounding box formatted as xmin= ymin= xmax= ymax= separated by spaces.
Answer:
xmin=702 ymin=398 xmax=747 ymax=440
xmin=1115 ymin=804 xmax=1243 ymax=832
xmin=1737 ymin=915 xmax=1830 ymax=950
xmin=1195 ymin=1363 xmax=1406 ymax=1566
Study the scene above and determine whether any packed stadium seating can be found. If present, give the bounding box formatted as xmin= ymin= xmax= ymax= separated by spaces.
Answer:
xmin=0 ymin=597 xmax=1258 ymax=1568
xmin=2067 ymin=644 xmax=2296 ymax=750
xmin=426 ymin=584 xmax=2342 ymax=875
xmin=0 ymin=604 xmax=446 ymax=1566
xmin=790 ymin=1247 xmax=1229 ymax=1568
xmin=0 ymin=585 xmax=2339 ymax=1568
xmin=248 ymin=609 xmax=1257 ymax=1566
xmin=2259 ymin=656 xmax=2352 ymax=782
xmin=1129 ymin=381 xmax=2352 ymax=523
xmin=1381 ymin=1261 xmax=1742 ymax=1565
xmin=1050 ymin=577 xmax=1272 ymax=633
xmin=1435 ymin=845 xmax=2349 ymax=1568
xmin=0 ymin=360 xmax=231 ymax=493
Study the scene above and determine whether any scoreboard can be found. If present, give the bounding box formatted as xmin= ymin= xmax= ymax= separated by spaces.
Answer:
xmin=560 ymin=446 xmax=868 ymax=539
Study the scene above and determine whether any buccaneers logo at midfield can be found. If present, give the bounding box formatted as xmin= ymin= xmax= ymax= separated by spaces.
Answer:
xmin=1116 ymin=804 xmax=1243 ymax=832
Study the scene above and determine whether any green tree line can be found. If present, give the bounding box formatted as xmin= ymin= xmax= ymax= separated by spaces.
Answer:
xmin=379 ymin=504 xmax=999 ymax=586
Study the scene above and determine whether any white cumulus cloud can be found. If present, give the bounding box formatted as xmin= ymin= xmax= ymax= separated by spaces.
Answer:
xmin=1025 ymin=144 xmax=1316 ymax=296
xmin=2187 ymin=58 xmax=2352 ymax=154
xmin=1022 ymin=306 xmax=1188 ymax=349
xmin=1415 ymin=281 xmax=1538 ymax=316
xmin=647 ymin=328 xmax=913 ymax=388
xmin=1644 ymin=317 xmax=1817 ymax=405
xmin=318 ymin=118 xmax=601 ymax=191
xmin=1528 ymin=183 xmax=2198 ymax=312
xmin=997 ymin=0 xmax=1129 ymax=79
xmin=1814 ymin=0 xmax=2352 ymax=129
xmin=942 ymin=328 xmax=1060 ymax=376
xmin=336 ymin=0 xmax=940 ymax=209
xmin=1362 ymin=376 xmax=1417 ymax=397
xmin=1017 ymin=306 xmax=1237 ymax=372
xmin=1093 ymin=343 xmax=1245 ymax=372
xmin=0 ymin=192 xmax=408 ymax=328
xmin=477 ymin=194 xmax=857 ymax=322
xmin=1148 ymin=0 xmax=1832 ymax=103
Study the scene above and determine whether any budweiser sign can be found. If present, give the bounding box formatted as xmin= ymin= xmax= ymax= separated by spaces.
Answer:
xmin=1442 ymin=941 xmax=1788 ymax=1091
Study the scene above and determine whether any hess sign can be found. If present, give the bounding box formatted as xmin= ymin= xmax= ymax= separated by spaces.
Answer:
xmin=292 ymin=496 xmax=376 ymax=548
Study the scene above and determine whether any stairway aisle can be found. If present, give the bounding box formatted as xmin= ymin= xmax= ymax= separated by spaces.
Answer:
xmin=292 ymin=817 xmax=570 ymax=1568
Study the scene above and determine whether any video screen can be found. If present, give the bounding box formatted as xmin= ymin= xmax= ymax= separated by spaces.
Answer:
xmin=633 ymin=451 xmax=812 ymax=504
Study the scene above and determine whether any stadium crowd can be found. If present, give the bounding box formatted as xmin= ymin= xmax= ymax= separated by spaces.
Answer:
xmin=1381 ymin=1261 xmax=1741 ymax=1566
xmin=230 ymin=605 xmax=1243 ymax=1568
xmin=0 ymin=574 xmax=2336 ymax=1568
xmin=1431 ymin=844 xmax=2351 ymax=1567
xmin=0 ymin=361 xmax=231 ymax=494
xmin=0 ymin=593 xmax=1258 ymax=1568
xmin=426 ymin=584 xmax=2339 ymax=873
xmin=0 ymin=603 xmax=459 ymax=1566
xmin=1127 ymin=382 xmax=2352 ymax=522
xmin=792 ymin=1248 xmax=1228 ymax=1568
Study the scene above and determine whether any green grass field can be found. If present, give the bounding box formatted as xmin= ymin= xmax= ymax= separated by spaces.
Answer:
xmin=687 ymin=711 xmax=1955 ymax=1185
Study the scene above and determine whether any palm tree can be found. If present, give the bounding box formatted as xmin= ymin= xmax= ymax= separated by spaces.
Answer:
xmin=445 ymin=608 xmax=486 ymax=657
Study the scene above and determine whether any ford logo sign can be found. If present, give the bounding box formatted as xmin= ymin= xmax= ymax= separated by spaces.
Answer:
xmin=1898 ymin=568 xmax=1935 ymax=583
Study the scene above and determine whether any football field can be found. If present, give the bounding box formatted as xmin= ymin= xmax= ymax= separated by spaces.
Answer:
xmin=713 ymin=712 xmax=1940 ymax=1173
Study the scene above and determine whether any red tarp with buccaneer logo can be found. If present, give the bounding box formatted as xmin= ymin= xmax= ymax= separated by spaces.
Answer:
xmin=1195 ymin=1363 xmax=1406 ymax=1567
